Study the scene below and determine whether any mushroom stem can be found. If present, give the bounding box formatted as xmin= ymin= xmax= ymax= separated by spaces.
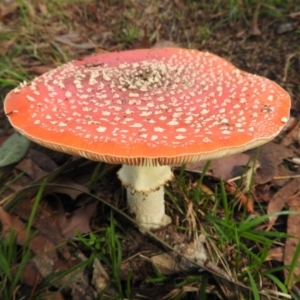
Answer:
xmin=117 ymin=164 xmax=174 ymax=230
xmin=127 ymin=187 xmax=171 ymax=230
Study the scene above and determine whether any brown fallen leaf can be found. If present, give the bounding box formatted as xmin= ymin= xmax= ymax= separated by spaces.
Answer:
xmin=15 ymin=158 xmax=48 ymax=181
xmin=151 ymin=252 xmax=178 ymax=275
xmin=281 ymin=120 xmax=300 ymax=147
xmin=11 ymin=260 xmax=42 ymax=287
xmin=235 ymin=29 xmax=246 ymax=38
xmin=37 ymin=1 xmax=48 ymax=15
xmin=281 ymin=117 xmax=298 ymax=133
xmin=5 ymin=148 xmax=58 ymax=192
xmin=92 ymin=258 xmax=111 ymax=294
xmin=58 ymin=201 xmax=98 ymax=238
xmin=267 ymin=178 xmax=300 ymax=227
xmin=0 ymin=207 xmax=56 ymax=257
xmin=51 ymin=177 xmax=89 ymax=200
xmin=250 ymin=142 xmax=294 ymax=184
xmin=289 ymin=11 xmax=300 ymax=18
xmin=0 ymin=206 xmax=70 ymax=287
xmin=184 ymin=153 xmax=251 ymax=181
xmin=65 ymin=250 xmax=96 ymax=300
xmin=255 ymin=183 xmax=272 ymax=203
xmin=151 ymin=235 xmax=208 ymax=275
xmin=13 ymin=197 xmax=71 ymax=260
xmin=225 ymin=181 xmax=254 ymax=214
xmin=266 ymin=247 xmax=284 ymax=262
xmin=199 ymin=184 xmax=214 ymax=195
xmin=28 ymin=148 xmax=57 ymax=172
xmin=272 ymin=164 xmax=296 ymax=188
xmin=0 ymin=2 xmax=19 ymax=19
xmin=277 ymin=23 xmax=294 ymax=34
xmin=32 ymin=253 xmax=92 ymax=296
xmin=285 ymin=194 xmax=300 ymax=288
xmin=0 ymin=206 xmax=94 ymax=295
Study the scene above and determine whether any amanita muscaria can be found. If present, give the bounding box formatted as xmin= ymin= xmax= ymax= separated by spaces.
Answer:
xmin=4 ymin=48 xmax=290 ymax=230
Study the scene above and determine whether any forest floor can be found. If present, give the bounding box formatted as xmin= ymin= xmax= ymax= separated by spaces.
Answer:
xmin=0 ymin=1 xmax=300 ymax=299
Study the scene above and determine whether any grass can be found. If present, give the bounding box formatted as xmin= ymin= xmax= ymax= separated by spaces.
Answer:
xmin=0 ymin=163 xmax=296 ymax=299
xmin=169 ymin=167 xmax=294 ymax=299
xmin=0 ymin=0 xmax=299 ymax=299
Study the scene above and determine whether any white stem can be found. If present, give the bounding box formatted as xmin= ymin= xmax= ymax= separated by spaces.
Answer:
xmin=127 ymin=186 xmax=171 ymax=230
xmin=118 ymin=164 xmax=173 ymax=192
xmin=117 ymin=164 xmax=174 ymax=230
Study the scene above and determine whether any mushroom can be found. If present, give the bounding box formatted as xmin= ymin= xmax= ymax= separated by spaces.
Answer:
xmin=4 ymin=48 xmax=290 ymax=230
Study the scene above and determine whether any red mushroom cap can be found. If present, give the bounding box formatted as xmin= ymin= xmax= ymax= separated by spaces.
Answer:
xmin=4 ymin=48 xmax=290 ymax=166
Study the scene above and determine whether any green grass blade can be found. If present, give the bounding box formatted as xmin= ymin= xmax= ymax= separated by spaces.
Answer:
xmin=246 ymin=269 xmax=260 ymax=300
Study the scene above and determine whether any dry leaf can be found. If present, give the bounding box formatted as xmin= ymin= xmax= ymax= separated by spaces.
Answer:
xmin=32 ymin=250 xmax=93 ymax=296
xmin=13 ymin=197 xmax=71 ymax=260
xmin=151 ymin=252 xmax=177 ymax=275
xmin=225 ymin=181 xmax=254 ymax=213
xmin=58 ymin=201 xmax=98 ymax=238
xmin=12 ymin=261 xmax=42 ymax=287
xmin=37 ymin=1 xmax=48 ymax=15
xmin=235 ymin=29 xmax=246 ymax=38
xmin=285 ymin=195 xmax=300 ymax=287
xmin=268 ymin=178 xmax=300 ymax=227
xmin=5 ymin=148 xmax=58 ymax=191
xmin=52 ymin=177 xmax=88 ymax=200
xmin=200 ymin=184 xmax=214 ymax=195
xmin=184 ymin=153 xmax=251 ymax=181
xmin=281 ymin=121 xmax=300 ymax=147
xmin=0 ymin=2 xmax=19 ymax=19
xmin=27 ymin=148 xmax=57 ymax=172
xmin=0 ymin=206 xmax=68 ymax=279
xmin=281 ymin=117 xmax=298 ymax=133
xmin=15 ymin=158 xmax=47 ymax=181
xmin=272 ymin=164 xmax=295 ymax=188
xmin=92 ymin=258 xmax=110 ymax=294
xmin=0 ymin=207 xmax=55 ymax=256
xmin=266 ymin=247 xmax=284 ymax=262
xmin=67 ymin=251 xmax=96 ymax=300
xmin=251 ymin=142 xmax=294 ymax=184
xmin=277 ymin=23 xmax=294 ymax=34
xmin=289 ymin=11 xmax=300 ymax=18
xmin=151 ymin=235 xmax=207 ymax=275
xmin=0 ymin=207 xmax=91 ymax=293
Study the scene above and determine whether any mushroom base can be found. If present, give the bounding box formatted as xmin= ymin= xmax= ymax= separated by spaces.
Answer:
xmin=127 ymin=186 xmax=171 ymax=230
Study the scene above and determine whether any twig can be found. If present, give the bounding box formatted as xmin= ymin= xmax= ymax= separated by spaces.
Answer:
xmin=283 ymin=53 xmax=299 ymax=82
